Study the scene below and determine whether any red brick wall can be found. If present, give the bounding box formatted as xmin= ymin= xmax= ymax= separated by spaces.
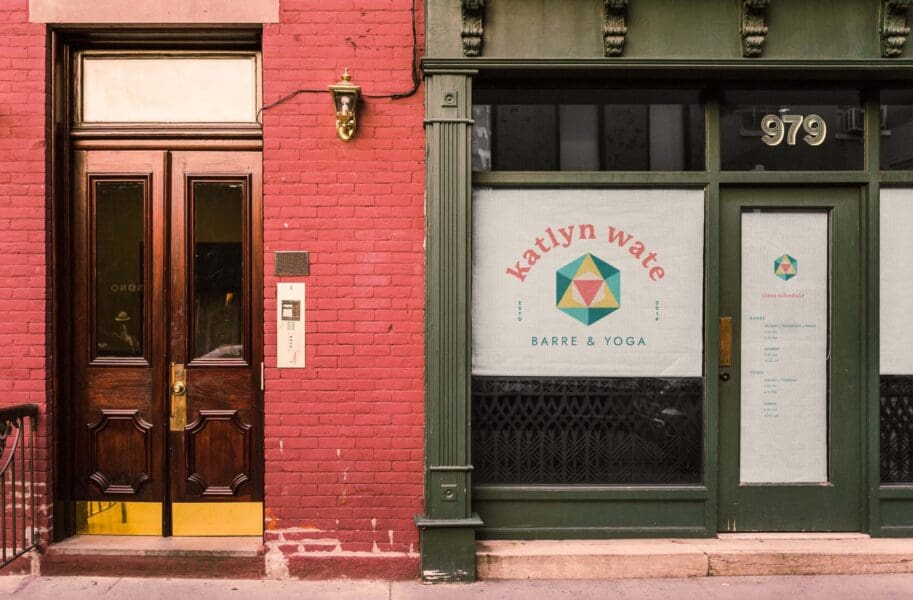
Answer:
xmin=0 ymin=0 xmax=51 ymax=542
xmin=0 ymin=0 xmax=424 ymax=576
xmin=260 ymin=0 xmax=425 ymax=578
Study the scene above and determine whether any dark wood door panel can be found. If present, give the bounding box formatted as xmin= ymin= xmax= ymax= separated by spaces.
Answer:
xmin=73 ymin=150 xmax=167 ymax=503
xmin=185 ymin=410 xmax=253 ymax=498
xmin=86 ymin=409 xmax=154 ymax=497
xmin=84 ymin=369 xmax=153 ymax=405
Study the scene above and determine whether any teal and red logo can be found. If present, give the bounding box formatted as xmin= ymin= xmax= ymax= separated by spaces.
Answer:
xmin=774 ymin=253 xmax=797 ymax=281
xmin=556 ymin=253 xmax=620 ymax=325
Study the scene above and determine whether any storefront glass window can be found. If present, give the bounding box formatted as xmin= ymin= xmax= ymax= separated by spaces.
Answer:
xmin=472 ymin=89 xmax=705 ymax=172
xmin=721 ymin=90 xmax=864 ymax=171
xmin=879 ymin=189 xmax=913 ymax=483
xmin=880 ymin=90 xmax=913 ymax=170
xmin=470 ymin=188 xmax=705 ymax=484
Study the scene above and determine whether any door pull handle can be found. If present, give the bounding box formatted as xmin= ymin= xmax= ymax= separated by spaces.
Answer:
xmin=169 ymin=362 xmax=187 ymax=432
xmin=719 ymin=316 xmax=732 ymax=368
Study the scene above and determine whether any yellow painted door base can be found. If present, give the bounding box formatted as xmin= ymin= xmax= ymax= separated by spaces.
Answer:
xmin=76 ymin=501 xmax=163 ymax=535
xmin=74 ymin=501 xmax=263 ymax=536
xmin=172 ymin=502 xmax=264 ymax=536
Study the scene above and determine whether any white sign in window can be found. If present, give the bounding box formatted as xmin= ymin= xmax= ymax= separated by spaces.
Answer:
xmin=740 ymin=211 xmax=828 ymax=484
xmin=880 ymin=189 xmax=913 ymax=375
xmin=471 ymin=188 xmax=704 ymax=378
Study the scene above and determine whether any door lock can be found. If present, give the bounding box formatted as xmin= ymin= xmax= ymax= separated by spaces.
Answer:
xmin=169 ymin=362 xmax=187 ymax=432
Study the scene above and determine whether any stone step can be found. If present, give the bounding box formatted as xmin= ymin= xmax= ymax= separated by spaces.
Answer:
xmin=477 ymin=535 xmax=913 ymax=579
xmin=39 ymin=536 xmax=264 ymax=578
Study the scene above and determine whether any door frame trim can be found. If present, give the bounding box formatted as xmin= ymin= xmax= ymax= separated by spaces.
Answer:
xmin=50 ymin=28 xmax=264 ymax=539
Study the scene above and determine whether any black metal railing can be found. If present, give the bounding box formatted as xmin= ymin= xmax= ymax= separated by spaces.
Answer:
xmin=0 ymin=404 xmax=38 ymax=569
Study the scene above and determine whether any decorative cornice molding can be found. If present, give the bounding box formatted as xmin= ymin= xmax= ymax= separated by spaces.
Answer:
xmin=603 ymin=0 xmax=630 ymax=57
xmin=461 ymin=0 xmax=485 ymax=57
xmin=882 ymin=0 xmax=913 ymax=58
xmin=741 ymin=0 xmax=770 ymax=58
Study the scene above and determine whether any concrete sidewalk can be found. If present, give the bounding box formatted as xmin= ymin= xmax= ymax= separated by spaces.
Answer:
xmin=4 ymin=575 xmax=913 ymax=599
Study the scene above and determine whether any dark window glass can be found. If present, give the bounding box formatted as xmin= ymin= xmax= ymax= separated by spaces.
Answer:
xmin=472 ymin=377 xmax=703 ymax=484
xmin=472 ymin=89 xmax=705 ymax=172
xmin=721 ymin=90 xmax=864 ymax=171
xmin=95 ymin=181 xmax=145 ymax=358
xmin=880 ymin=90 xmax=913 ymax=170
xmin=192 ymin=181 xmax=244 ymax=359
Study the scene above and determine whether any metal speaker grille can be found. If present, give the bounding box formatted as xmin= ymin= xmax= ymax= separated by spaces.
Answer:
xmin=471 ymin=376 xmax=703 ymax=485
xmin=274 ymin=251 xmax=310 ymax=276
xmin=880 ymin=375 xmax=913 ymax=483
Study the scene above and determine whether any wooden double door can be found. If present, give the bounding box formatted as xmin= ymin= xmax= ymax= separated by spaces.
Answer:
xmin=71 ymin=150 xmax=263 ymax=536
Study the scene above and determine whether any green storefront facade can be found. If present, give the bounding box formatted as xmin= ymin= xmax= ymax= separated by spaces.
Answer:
xmin=416 ymin=0 xmax=913 ymax=582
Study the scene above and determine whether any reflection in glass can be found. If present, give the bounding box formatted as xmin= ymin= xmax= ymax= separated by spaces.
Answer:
xmin=880 ymin=91 xmax=913 ymax=170
xmin=193 ymin=181 xmax=244 ymax=359
xmin=472 ymin=88 xmax=705 ymax=171
xmin=721 ymin=90 xmax=863 ymax=171
xmin=95 ymin=181 xmax=144 ymax=358
xmin=560 ymin=105 xmax=599 ymax=170
xmin=471 ymin=105 xmax=492 ymax=172
xmin=494 ymin=105 xmax=557 ymax=170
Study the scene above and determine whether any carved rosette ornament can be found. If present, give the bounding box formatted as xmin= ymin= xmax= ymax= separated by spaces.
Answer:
xmin=882 ymin=0 xmax=913 ymax=57
xmin=741 ymin=0 xmax=770 ymax=58
xmin=461 ymin=0 xmax=485 ymax=57
xmin=603 ymin=0 xmax=629 ymax=57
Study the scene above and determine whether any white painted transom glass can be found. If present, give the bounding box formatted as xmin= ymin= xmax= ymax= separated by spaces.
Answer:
xmin=79 ymin=53 xmax=260 ymax=125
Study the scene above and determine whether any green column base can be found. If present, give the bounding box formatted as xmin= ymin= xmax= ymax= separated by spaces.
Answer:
xmin=415 ymin=514 xmax=483 ymax=583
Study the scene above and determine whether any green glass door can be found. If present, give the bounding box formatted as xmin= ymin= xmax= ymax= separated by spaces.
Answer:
xmin=718 ymin=187 xmax=863 ymax=532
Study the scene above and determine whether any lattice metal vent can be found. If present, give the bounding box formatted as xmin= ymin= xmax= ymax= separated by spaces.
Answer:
xmin=881 ymin=376 xmax=913 ymax=483
xmin=471 ymin=377 xmax=703 ymax=485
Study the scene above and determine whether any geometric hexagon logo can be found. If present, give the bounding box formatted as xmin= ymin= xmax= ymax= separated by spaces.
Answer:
xmin=774 ymin=253 xmax=798 ymax=281
xmin=556 ymin=253 xmax=620 ymax=325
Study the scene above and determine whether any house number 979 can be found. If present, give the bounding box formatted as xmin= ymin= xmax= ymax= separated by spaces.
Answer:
xmin=761 ymin=113 xmax=827 ymax=147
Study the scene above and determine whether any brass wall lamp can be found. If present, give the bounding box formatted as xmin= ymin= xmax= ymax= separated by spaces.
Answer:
xmin=328 ymin=68 xmax=361 ymax=141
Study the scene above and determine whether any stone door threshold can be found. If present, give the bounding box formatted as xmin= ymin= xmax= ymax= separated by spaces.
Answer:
xmin=48 ymin=535 xmax=264 ymax=558
xmin=478 ymin=535 xmax=913 ymax=579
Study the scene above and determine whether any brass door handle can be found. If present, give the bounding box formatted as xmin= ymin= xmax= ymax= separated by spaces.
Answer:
xmin=719 ymin=316 xmax=732 ymax=368
xmin=169 ymin=362 xmax=187 ymax=432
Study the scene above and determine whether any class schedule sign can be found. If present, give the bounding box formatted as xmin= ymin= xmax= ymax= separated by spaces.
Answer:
xmin=471 ymin=188 xmax=704 ymax=378
xmin=739 ymin=212 xmax=828 ymax=484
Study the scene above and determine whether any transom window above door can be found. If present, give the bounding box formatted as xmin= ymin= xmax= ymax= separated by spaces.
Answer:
xmin=75 ymin=51 xmax=261 ymax=127
xmin=472 ymin=88 xmax=706 ymax=172
xmin=471 ymin=86 xmax=898 ymax=174
xmin=719 ymin=89 xmax=864 ymax=171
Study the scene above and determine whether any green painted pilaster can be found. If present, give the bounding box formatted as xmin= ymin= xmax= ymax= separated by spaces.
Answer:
xmin=416 ymin=69 xmax=483 ymax=583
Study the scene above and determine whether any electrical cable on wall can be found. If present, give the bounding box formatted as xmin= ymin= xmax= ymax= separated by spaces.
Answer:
xmin=256 ymin=0 xmax=420 ymax=124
